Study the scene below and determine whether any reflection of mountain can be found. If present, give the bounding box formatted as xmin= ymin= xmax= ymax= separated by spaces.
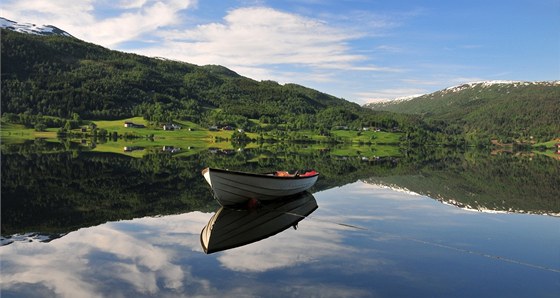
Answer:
xmin=201 ymin=192 xmax=318 ymax=254
xmin=1 ymin=142 xmax=399 ymax=236
xmin=3 ymin=140 xmax=558 ymax=241
xmin=1 ymin=145 xmax=218 ymax=236
xmin=364 ymin=154 xmax=560 ymax=216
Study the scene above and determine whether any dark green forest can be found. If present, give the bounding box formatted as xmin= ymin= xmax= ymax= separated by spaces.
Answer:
xmin=1 ymin=29 xmax=419 ymax=133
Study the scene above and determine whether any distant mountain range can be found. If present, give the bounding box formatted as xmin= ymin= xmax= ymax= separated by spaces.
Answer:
xmin=364 ymin=81 xmax=560 ymax=141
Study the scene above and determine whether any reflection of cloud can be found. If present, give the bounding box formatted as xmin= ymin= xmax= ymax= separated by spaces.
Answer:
xmin=0 ymin=207 xmax=388 ymax=296
xmin=3 ymin=180 xmax=551 ymax=296
xmin=274 ymin=283 xmax=374 ymax=298
xmin=217 ymin=219 xmax=355 ymax=272
xmin=3 ymin=181 xmax=462 ymax=296
xmin=0 ymin=212 xmax=213 ymax=297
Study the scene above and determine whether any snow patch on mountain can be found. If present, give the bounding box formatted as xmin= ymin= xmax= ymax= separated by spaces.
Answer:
xmin=442 ymin=80 xmax=559 ymax=93
xmin=0 ymin=17 xmax=72 ymax=37
xmin=363 ymin=93 xmax=426 ymax=108
xmin=391 ymin=93 xmax=426 ymax=102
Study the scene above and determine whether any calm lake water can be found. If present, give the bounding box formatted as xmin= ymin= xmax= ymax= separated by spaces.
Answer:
xmin=1 ymin=141 xmax=559 ymax=297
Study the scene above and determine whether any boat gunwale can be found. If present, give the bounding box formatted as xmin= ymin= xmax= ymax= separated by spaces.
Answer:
xmin=204 ymin=167 xmax=319 ymax=180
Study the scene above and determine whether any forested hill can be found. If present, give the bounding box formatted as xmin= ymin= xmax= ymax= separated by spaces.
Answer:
xmin=364 ymin=81 xmax=560 ymax=141
xmin=1 ymin=28 xmax=377 ymax=125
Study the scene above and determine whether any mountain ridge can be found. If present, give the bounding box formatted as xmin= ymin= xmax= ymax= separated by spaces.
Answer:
xmin=363 ymin=80 xmax=560 ymax=141
xmin=366 ymin=80 xmax=560 ymax=105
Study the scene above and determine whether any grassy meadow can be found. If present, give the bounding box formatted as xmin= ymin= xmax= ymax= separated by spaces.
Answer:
xmin=2 ymin=117 xmax=558 ymax=160
xmin=1 ymin=117 xmax=406 ymax=158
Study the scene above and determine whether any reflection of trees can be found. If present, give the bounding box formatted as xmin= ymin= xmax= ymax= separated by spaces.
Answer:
xmin=366 ymin=153 xmax=560 ymax=215
xmin=1 ymin=150 xmax=216 ymax=236
xmin=1 ymin=143 xmax=409 ymax=236
xmin=3 ymin=142 xmax=558 ymax=236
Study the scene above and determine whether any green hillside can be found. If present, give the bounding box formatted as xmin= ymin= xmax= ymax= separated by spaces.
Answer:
xmin=365 ymin=81 xmax=560 ymax=141
xmin=1 ymin=29 xmax=415 ymax=132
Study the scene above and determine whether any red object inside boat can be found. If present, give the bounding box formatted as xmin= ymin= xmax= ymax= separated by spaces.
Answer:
xmin=300 ymin=170 xmax=318 ymax=177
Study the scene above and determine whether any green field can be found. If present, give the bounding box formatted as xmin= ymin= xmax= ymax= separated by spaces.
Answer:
xmin=0 ymin=122 xmax=58 ymax=142
xmin=2 ymin=117 xmax=402 ymax=158
xmin=4 ymin=117 xmax=559 ymax=159
xmin=331 ymin=129 xmax=401 ymax=144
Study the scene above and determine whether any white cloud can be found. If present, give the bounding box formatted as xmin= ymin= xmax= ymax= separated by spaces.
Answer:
xmin=128 ymin=6 xmax=410 ymax=89
xmin=0 ymin=0 xmax=96 ymax=24
xmin=0 ymin=0 xmax=195 ymax=47
xmin=118 ymin=0 xmax=149 ymax=9
xmin=86 ymin=1 xmax=192 ymax=46
xmin=133 ymin=7 xmax=377 ymax=76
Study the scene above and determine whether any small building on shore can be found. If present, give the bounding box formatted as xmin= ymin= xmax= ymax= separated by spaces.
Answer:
xmin=124 ymin=121 xmax=145 ymax=128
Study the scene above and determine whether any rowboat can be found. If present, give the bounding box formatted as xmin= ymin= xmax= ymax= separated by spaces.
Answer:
xmin=200 ymin=191 xmax=318 ymax=254
xmin=201 ymin=167 xmax=319 ymax=206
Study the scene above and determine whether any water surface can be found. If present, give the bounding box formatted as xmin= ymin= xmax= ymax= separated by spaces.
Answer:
xmin=1 ymin=144 xmax=559 ymax=297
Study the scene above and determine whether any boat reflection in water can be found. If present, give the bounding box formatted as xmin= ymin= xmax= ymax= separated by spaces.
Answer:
xmin=200 ymin=192 xmax=318 ymax=254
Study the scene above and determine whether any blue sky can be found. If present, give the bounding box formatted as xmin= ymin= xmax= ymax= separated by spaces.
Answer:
xmin=1 ymin=0 xmax=558 ymax=104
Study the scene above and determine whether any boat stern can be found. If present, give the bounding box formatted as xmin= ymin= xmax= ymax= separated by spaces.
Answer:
xmin=202 ymin=167 xmax=212 ymax=187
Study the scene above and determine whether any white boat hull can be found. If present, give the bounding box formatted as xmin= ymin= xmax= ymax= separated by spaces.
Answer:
xmin=202 ymin=168 xmax=319 ymax=205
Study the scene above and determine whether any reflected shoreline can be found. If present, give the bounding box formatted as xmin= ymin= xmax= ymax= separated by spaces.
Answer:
xmin=2 ymin=141 xmax=559 ymax=240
